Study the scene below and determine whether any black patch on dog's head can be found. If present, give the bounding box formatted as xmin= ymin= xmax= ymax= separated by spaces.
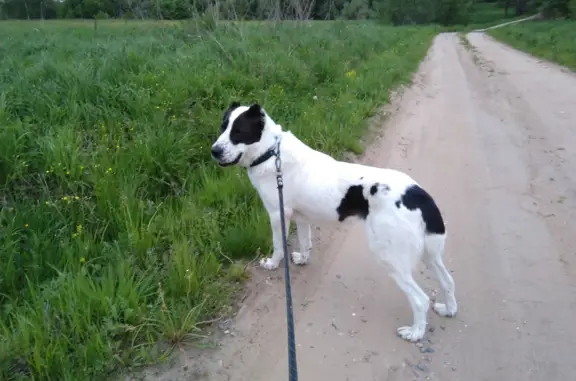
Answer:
xmin=397 ymin=184 xmax=445 ymax=235
xmin=370 ymin=183 xmax=378 ymax=195
xmin=336 ymin=185 xmax=369 ymax=222
xmin=221 ymin=101 xmax=241 ymax=132
xmin=229 ymin=104 xmax=265 ymax=145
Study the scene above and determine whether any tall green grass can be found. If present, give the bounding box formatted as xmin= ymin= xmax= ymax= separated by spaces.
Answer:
xmin=489 ymin=20 xmax=576 ymax=70
xmin=0 ymin=19 xmax=438 ymax=380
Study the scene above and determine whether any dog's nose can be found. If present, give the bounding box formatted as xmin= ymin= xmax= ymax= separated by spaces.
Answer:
xmin=211 ymin=145 xmax=223 ymax=159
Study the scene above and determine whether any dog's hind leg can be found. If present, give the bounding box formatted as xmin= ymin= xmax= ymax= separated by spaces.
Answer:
xmin=260 ymin=210 xmax=292 ymax=270
xmin=291 ymin=221 xmax=312 ymax=265
xmin=423 ymin=234 xmax=457 ymax=317
xmin=368 ymin=222 xmax=429 ymax=342
xmin=388 ymin=268 xmax=430 ymax=342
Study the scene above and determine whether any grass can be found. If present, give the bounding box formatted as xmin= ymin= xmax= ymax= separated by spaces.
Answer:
xmin=0 ymin=19 xmax=439 ymax=381
xmin=488 ymin=20 xmax=576 ymax=70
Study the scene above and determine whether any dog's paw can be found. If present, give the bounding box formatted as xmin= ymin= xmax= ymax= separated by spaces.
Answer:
xmin=291 ymin=251 xmax=309 ymax=265
xmin=432 ymin=302 xmax=457 ymax=317
xmin=397 ymin=325 xmax=426 ymax=342
xmin=259 ymin=258 xmax=280 ymax=270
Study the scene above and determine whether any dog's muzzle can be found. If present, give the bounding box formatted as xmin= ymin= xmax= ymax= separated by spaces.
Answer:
xmin=211 ymin=144 xmax=242 ymax=167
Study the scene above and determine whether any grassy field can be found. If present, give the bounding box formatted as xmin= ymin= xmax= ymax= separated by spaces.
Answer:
xmin=0 ymin=19 xmax=439 ymax=381
xmin=489 ymin=20 xmax=576 ymax=70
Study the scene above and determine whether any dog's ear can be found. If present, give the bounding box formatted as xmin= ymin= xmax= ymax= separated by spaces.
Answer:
xmin=221 ymin=102 xmax=241 ymax=132
xmin=246 ymin=103 xmax=264 ymax=117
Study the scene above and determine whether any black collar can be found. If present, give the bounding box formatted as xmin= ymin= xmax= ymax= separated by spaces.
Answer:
xmin=249 ymin=146 xmax=276 ymax=168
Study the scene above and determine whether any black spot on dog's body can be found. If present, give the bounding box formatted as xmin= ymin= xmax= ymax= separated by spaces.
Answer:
xmin=396 ymin=185 xmax=445 ymax=235
xmin=369 ymin=182 xmax=390 ymax=196
xmin=229 ymin=104 xmax=265 ymax=145
xmin=220 ymin=101 xmax=240 ymax=132
xmin=336 ymin=185 xmax=369 ymax=222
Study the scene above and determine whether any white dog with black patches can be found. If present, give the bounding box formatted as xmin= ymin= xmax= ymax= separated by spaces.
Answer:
xmin=211 ymin=102 xmax=457 ymax=342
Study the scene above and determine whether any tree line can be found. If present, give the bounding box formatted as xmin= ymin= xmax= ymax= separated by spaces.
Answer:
xmin=0 ymin=0 xmax=574 ymax=24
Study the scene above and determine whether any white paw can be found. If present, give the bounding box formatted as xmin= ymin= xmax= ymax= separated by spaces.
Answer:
xmin=259 ymin=258 xmax=280 ymax=270
xmin=433 ymin=302 xmax=457 ymax=317
xmin=291 ymin=251 xmax=309 ymax=265
xmin=397 ymin=325 xmax=426 ymax=342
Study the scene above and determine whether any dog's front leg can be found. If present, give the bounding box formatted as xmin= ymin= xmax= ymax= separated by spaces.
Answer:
xmin=291 ymin=221 xmax=311 ymax=265
xmin=260 ymin=210 xmax=291 ymax=270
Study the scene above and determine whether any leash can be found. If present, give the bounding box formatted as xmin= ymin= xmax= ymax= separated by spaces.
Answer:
xmin=273 ymin=137 xmax=299 ymax=381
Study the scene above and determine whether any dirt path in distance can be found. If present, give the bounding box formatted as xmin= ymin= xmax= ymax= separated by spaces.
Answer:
xmin=135 ymin=32 xmax=576 ymax=381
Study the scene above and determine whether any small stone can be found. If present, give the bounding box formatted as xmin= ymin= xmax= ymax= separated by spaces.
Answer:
xmin=440 ymin=325 xmax=446 ymax=331
xmin=421 ymin=347 xmax=435 ymax=354
xmin=416 ymin=362 xmax=428 ymax=372
xmin=452 ymin=366 xmax=457 ymax=371
xmin=192 ymin=365 xmax=208 ymax=377
xmin=428 ymin=326 xmax=435 ymax=333
xmin=416 ymin=342 xmax=424 ymax=348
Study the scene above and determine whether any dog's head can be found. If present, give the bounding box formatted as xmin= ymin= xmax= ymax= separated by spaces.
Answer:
xmin=211 ymin=102 xmax=280 ymax=168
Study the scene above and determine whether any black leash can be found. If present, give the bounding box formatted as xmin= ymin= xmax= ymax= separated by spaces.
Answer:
xmin=273 ymin=138 xmax=299 ymax=381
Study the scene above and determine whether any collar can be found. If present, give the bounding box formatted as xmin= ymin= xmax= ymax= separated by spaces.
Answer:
xmin=249 ymin=146 xmax=276 ymax=168
xmin=249 ymin=135 xmax=282 ymax=168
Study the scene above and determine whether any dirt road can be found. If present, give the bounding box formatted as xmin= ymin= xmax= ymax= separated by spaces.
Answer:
xmin=142 ymin=32 xmax=576 ymax=381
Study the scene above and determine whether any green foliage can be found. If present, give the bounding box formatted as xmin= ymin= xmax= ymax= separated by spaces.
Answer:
xmin=489 ymin=20 xmax=576 ymax=69
xmin=533 ymin=0 xmax=573 ymax=18
xmin=0 ymin=20 xmax=438 ymax=381
xmin=0 ymin=0 xmax=520 ymax=23
xmin=381 ymin=0 xmax=474 ymax=26
xmin=469 ymin=0 xmax=514 ymax=23
xmin=340 ymin=0 xmax=378 ymax=19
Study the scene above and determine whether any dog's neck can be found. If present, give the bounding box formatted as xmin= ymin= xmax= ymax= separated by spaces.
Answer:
xmin=249 ymin=143 xmax=278 ymax=168
xmin=242 ymin=116 xmax=284 ymax=168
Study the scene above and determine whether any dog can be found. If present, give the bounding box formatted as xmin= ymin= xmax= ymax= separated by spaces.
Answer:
xmin=211 ymin=102 xmax=457 ymax=342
